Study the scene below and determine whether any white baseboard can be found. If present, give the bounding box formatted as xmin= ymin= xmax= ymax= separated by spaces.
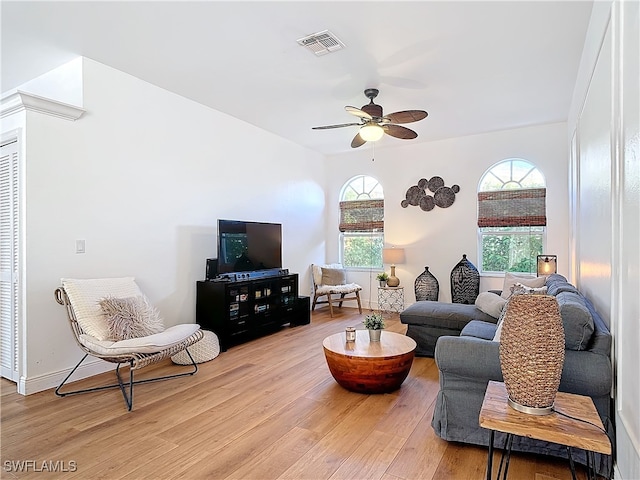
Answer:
xmin=18 ymin=359 xmax=113 ymax=395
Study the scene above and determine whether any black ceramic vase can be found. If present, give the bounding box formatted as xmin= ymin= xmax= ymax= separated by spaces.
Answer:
xmin=450 ymin=254 xmax=479 ymax=304
xmin=415 ymin=267 xmax=439 ymax=301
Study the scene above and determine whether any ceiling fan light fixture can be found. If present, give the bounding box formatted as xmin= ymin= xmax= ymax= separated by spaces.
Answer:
xmin=360 ymin=124 xmax=384 ymax=142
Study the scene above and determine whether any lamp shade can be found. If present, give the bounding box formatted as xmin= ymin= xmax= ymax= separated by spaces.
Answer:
xmin=537 ymin=255 xmax=557 ymax=276
xmin=383 ymin=248 xmax=406 ymax=265
xmin=359 ymin=124 xmax=384 ymax=142
xmin=383 ymin=248 xmax=405 ymax=287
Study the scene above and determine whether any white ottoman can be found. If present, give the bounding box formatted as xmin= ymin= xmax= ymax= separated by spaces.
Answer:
xmin=171 ymin=330 xmax=220 ymax=365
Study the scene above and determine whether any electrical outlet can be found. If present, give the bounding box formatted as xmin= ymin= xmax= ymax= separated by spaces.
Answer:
xmin=76 ymin=239 xmax=86 ymax=254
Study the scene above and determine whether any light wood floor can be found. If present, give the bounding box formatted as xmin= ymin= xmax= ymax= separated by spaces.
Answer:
xmin=1 ymin=308 xmax=587 ymax=479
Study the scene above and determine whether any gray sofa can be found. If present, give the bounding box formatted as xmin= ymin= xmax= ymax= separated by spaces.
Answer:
xmin=400 ymin=298 xmax=498 ymax=356
xmin=431 ymin=274 xmax=613 ymax=476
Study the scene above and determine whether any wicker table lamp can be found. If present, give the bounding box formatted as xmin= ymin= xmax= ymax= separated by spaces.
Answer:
xmin=499 ymin=294 xmax=565 ymax=415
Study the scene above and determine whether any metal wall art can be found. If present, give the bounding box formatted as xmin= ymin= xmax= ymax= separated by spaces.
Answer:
xmin=401 ymin=176 xmax=460 ymax=212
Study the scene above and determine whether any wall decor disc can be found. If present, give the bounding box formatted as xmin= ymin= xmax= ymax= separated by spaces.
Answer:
xmin=434 ymin=186 xmax=456 ymax=208
xmin=427 ymin=176 xmax=445 ymax=192
xmin=419 ymin=195 xmax=435 ymax=211
xmin=403 ymin=185 xmax=426 ymax=207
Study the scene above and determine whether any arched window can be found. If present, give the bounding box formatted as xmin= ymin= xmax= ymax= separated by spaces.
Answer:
xmin=339 ymin=175 xmax=384 ymax=268
xmin=477 ymin=159 xmax=546 ymax=273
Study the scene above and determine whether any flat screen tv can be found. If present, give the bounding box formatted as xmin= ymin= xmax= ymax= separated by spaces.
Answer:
xmin=217 ymin=219 xmax=282 ymax=274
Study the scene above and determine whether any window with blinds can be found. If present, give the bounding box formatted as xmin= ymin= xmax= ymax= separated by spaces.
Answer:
xmin=477 ymin=188 xmax=547 ymax=227
xmin=477 ymin=159 xmax=546 ymax=274
xmin=1 ymin=135 xmax=20 ymax=382
xmin=339 ymin=175 xmax=384 ymax=268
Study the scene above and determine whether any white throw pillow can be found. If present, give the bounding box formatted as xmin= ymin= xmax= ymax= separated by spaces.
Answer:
xmin=500 ymin=273 xmax=547 ymax=299
xmin=475 ymin=292 xmax=507 ymax=319
xmin=62 ymin=277 xmax=143 ymax=341
xmin=510 ymin=283 xmax=548 ymax=296
xmin=492 ymin=299 xmax=510 ymax=342
xmin=99 ymin=295 xmax=164 ymax=340
xmin=492 ymin=320 xmax=504 ymax=342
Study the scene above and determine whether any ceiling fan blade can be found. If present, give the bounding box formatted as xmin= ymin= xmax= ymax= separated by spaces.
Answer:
xmin=351 ymin=132 xmax=367 ymax=148
xmin=385 ymin=110 xmax=428 ymax=124
xmin=384 ymin=124 xmax=418 ymax=140
xmin=312 ymin=122 xmax=361 ymax=130
xmin=345 ymin=106 xmax=373 ymax=120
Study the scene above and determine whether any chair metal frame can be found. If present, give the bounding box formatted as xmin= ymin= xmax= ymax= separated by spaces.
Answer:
xmin=54 ymin=287 xmax=204 ymax=411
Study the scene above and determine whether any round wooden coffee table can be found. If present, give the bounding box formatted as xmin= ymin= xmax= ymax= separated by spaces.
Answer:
xmin=322 ymin=330 xmax=417 ymax=394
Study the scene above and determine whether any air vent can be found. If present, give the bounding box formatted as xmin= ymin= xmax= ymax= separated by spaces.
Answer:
xmin=297 ymin=30 xmax=345 ymax=56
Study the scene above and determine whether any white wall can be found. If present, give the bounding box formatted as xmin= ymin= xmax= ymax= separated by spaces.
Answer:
xmin=323 ymin=122 xmax=570 ymax=307
xmin=568 ymin=1 xmax=640 ymax=478
xmin=15 ymin=58 xmax=326 ymax=393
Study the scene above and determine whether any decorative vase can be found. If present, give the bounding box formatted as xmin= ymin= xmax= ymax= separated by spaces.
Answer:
xmin=499 ymin=294 xmax=565 ymax=415
xmin=368 ymin=329 xmax=382 ymax=342
xmin=415 ymin=266 xmax=439 ymax=301
xmin=450 ymin=254 xmax=480 ymax=304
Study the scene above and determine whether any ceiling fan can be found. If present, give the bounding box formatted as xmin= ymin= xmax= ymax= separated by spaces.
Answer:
xmin=312 ymin=88 xmax=428 ymax=148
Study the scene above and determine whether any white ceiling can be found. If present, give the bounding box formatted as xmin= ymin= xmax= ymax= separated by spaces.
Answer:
xmin=1 ymin=1 xmax=593 ymax=155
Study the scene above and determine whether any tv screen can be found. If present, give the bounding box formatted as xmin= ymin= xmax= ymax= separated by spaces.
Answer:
xmin=217 ymin=220 xmax=282 ymax=274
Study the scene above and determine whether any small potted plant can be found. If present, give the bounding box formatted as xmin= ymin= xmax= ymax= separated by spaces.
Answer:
xmin=363 ymin=312 xmax=385 ymax=342
xmin=376 ymin=272 xmax=389 ymax=287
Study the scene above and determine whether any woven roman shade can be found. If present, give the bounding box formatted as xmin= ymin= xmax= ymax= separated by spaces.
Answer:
xmin=477 ymin=188 xmax=546 ymax=227
xmin=339 ymin=199 xmax=384 ymax=232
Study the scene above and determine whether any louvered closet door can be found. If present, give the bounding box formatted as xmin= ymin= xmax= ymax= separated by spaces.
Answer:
xmin=0 ymin=136 xmax=20 ymax=382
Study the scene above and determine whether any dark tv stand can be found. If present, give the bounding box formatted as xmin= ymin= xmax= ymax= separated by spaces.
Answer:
xmin=196 ymin=272 xmax=310 ymax=351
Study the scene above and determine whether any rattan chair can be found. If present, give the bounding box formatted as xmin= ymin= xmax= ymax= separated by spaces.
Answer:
xmin=311 ymin=264 xmax=362 ymax=317
xmin=54 ymin=277 xmax=204 ymax=411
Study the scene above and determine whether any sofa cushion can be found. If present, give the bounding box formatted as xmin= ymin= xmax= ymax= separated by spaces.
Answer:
xmin=547 ymin=281 xmax=580 ymax=296
xmin=79 ymin=324 xmax=201 ymax=356
xmin=474 ymin=292 xmax=507 ymax=318
xmin=461 ymin=320 xmax=497 ymax=340
xmin=546 ymin=273 xmax=569 ymax=284
xmin=556 ymin=291 xmax=595 ymax=350
xmin=501 ymin=273 xmax=547 ymax=299
xmin=400 ymin=300 xmax=496 ymax=331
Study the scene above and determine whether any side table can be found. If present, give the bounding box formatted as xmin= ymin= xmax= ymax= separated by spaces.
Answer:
xmin=377 ymin=286 xmax=404 ymax=313
xmin=479 ymin=381 xmax=611 ymax=480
